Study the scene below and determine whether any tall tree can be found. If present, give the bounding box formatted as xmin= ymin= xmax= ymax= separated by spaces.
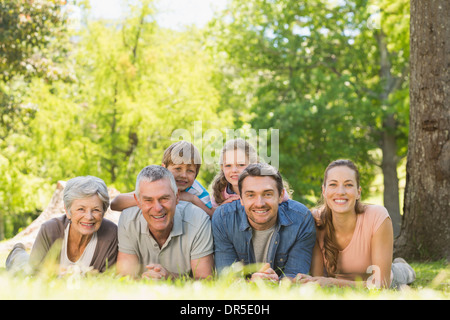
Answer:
xmin=394 ymin=0 xmax=449 ymax=261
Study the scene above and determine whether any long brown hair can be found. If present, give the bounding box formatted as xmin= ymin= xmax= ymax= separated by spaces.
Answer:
xmin=317 ymin=159 xmax=366 ymax=277
xmin=211 ymin=139 xmax=258 ymax=205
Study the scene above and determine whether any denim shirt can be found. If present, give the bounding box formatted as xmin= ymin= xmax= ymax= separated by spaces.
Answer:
xmin=212 ymin=199 xmax=316 ymax=278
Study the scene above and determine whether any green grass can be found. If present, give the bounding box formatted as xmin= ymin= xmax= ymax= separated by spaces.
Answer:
xmin=409 ymin=260 xmax=449 ymax=291
xmin=0 ymin=252 xmax=448 ymax=300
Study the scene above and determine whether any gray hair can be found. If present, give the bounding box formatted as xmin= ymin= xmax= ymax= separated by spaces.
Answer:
xmin=63 ymin=176 xmax=110 ymax=214
xmin=135 ymin=165 xmax=178 ymax=198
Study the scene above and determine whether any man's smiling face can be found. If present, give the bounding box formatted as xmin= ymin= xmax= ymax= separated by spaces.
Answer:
xmin=240 ymin=176 xmax=284 ymax=231
xmin=135 ymin=178 xmax=179 ymax=237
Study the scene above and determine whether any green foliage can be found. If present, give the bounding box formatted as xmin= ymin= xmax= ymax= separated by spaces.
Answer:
xmin=1 ymin=0 xmax=233 ymax=223
xmin=0 ymin=0 xmax=71 ymax=239
xmin=66 ymin=5 xmax=231 ymax=191
xmin=1 ymin=0 xmax=410 ymax=238
xmin=0 ymin=0 xmax=70 ymax=142
xmin=0 ymin=0 xmax=69 ymax=81
xmin=207 ymin=0 xmax=409 ymax=204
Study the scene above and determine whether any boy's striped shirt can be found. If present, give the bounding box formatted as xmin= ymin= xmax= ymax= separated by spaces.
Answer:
xmin=185 ymin=180 xmax=212 ymax=209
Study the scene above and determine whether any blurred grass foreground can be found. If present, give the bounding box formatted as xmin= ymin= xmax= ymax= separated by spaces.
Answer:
xmin=0 ymin=254 xmax=448 ymax=300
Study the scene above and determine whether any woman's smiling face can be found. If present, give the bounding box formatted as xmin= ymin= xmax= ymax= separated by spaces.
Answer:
xmin=66 ymin=195 xmax=104 ymax=237
xmin=322 ymin=165 xmax=361 ymax=215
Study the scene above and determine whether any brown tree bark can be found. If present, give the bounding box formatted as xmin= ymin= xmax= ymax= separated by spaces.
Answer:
xmin=380 ymin=114 xmax=401 ymax=237
xmin=376 ymin=30 xmax=404 ymax=238
xmin=394 ymin=0 xmax=450 ymax=261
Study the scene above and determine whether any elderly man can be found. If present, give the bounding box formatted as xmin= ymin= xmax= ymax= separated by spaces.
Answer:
xmin=212 ymin=163 xmax=316 ymax=281
xmin=117 ymin=165 xmax=214 ymax=280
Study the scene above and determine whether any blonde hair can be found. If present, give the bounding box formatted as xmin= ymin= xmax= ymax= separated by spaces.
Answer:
xmin=162 ymin=141 xmax=202 ymax=177
xmin=211 ymin=139 xmax=258 ymax=205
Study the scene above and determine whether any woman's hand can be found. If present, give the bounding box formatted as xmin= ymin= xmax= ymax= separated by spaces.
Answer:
xmin=294 ymin=273 xmax=313 ymax=282
xmin=295 ymin=274 xmax=349 ymax=287
xmin=221 ymin=194 xmax=241 ymax=205
xmin=295 ymin=273 xmax=335 ymax=287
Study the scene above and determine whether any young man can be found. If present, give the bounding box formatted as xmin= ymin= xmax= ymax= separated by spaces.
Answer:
xmin=116 ymin=165 xmax=214 ymax=279
xmin=111 ymin=141 xmax=213 ymax=217
xmin=212 ymin=163 xmax=316 ymax=281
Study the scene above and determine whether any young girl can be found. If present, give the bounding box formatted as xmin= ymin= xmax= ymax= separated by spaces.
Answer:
xmin=210 ymin=138 xmax=290 ymax=208
xmin=295 ymin=159 xmax=415 ymax=289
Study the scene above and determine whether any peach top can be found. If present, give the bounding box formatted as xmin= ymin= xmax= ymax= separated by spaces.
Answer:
xmin=317 ymin=205 xmax=390 ymax=279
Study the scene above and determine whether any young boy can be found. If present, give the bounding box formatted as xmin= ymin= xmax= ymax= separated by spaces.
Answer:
xmin=110 ymin=141 xmax=213 ymax=217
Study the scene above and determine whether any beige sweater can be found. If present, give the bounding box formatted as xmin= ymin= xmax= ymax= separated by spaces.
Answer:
xmin=29 ymin=215 xmax=118 ymax=273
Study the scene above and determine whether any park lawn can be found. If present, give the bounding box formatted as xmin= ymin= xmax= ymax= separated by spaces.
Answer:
xmin=0 ymin=251 xmax=448 ymax=300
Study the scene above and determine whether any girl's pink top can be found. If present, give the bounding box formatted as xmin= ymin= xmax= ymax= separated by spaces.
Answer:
xmin=317 ymin=205 xmax=390 ymax=278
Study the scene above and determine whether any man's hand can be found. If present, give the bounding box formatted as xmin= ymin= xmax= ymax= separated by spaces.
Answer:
xmin=142 ymin=263 xmax=169 ymax=280
xmin=250 ymin=263 xmax=279 ymax=282
xmin=311 ymin=208 xmax=323 ymax=227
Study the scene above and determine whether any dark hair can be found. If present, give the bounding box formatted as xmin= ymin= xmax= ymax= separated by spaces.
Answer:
xmin=317 ymin=159 xmax=366 ymax=277
xmin=238 ymin=163 xmax=283 ymax=196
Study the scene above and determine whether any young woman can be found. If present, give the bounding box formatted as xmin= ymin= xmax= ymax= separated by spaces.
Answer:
xmin=296 ymin=159 xmax=415 ymax=289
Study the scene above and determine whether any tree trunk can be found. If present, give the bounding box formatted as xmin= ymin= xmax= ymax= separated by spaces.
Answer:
xmin=376 ymin=31 xmax=402 ymax=237
xmin=394 ymin=0 xmax=450 ymax=261
xmin=380 ymin=114 xmax=401 ymax=237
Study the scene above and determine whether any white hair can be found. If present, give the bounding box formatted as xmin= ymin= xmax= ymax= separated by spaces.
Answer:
xmin=135 ymin=165 xmax=178 ymax=198
xmin=63 ymin=176 xmax=110 ymax=214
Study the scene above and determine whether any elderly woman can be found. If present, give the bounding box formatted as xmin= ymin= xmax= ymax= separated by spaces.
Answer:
xmin=6 ymin=176 xmax=118 ymax=274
